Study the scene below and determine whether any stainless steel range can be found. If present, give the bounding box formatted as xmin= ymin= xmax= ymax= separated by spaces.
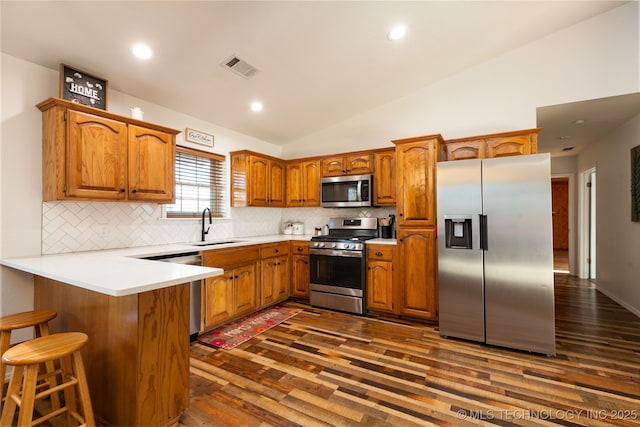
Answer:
xmin=309 ymin=217 xmax=378 ymax=315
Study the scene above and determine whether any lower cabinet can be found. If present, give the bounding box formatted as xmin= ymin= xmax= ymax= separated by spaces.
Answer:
xmin=396 ymin=228 xmax=438 ymax=320
xmin=202 ymin=246 xmax=259 ymax=330
xmin=366 ymin=244 xmax=395 ymax=313
xmin=260 ymin=242 xmax=291 ymax=307
xmin=291 ymin=241 xmax=310 ymax=299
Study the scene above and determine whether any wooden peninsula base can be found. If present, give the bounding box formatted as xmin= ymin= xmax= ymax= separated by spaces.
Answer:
xmin=35 ymin=276 xmax=190 ymax=427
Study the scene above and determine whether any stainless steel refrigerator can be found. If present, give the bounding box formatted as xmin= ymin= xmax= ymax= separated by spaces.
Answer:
xmin=436 ymin=153 xmax=556 ymax=355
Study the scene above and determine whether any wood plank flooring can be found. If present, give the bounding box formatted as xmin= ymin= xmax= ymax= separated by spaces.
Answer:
xmin=181 ymin=274 xmax=640 ymax=427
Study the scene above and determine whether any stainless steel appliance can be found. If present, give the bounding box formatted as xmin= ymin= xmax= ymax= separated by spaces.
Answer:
xmin=436 ymin=154 xmax=556 ymax=355
xmin=320 ymin=174 xmax=372 ymax=208
xmin=143 ymin=252 xmax=202 ymax=340
xmin=309 ymin=217 xmax=378 ymax=314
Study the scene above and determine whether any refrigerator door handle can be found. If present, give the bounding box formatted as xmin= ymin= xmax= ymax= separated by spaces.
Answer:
xmin=479 ymin=214 xmax=488 ymax=251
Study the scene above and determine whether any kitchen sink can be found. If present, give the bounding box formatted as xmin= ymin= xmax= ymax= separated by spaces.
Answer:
xmin=190 ymin=240 xmax=243 ymax=247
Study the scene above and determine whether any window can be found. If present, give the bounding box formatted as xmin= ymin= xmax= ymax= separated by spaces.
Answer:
xmin=165 ymin=146 xmax=227 ymax=218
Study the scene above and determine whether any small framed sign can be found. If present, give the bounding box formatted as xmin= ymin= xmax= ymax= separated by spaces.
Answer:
xmin=59 ymin=64 xmax=108 ymax=110
xmin=185 ymin=128 xmax=214 ymax=147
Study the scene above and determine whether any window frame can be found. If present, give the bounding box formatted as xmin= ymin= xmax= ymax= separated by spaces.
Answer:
xmin=164 ymin=146 xmax=228 ymax=219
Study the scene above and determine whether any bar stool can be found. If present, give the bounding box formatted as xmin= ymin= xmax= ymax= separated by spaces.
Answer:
xmin=0 ymin=310 xmax=59 ymax=410
xmin=1 ymin=332 xmax=95 ymax=427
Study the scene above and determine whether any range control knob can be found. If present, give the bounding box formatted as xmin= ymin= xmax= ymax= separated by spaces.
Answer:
xmin=329 ymin=243 xmax=337 ymax=249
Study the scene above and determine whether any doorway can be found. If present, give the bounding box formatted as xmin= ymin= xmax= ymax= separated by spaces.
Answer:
xmin=551 ymin=177 xmax=569 ymax=273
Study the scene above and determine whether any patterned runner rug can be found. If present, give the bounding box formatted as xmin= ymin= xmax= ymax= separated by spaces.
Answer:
xmin=197 ymin=305 xmax=302 ymax=350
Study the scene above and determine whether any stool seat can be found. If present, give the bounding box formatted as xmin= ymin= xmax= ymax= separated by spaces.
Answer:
xmin=1 ymin=332 xmax=95 ymax=427
xmin=2 ymin=332 xmax=87 ymax=366
xmin=0 ymin=310 xmax=57 ymax=332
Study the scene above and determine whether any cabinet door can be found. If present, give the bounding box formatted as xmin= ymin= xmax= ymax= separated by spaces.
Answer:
xmin=444 ymin=141 xmax=484 ymax=161
xmin=260 ymin=258 xmax=277 ymax=306
xmin=234 ymin=263 xmax=257 ymax=316
xmin=345 ymin=154 xmax=372 ymax=175
xmin=291 ymin=254 xmax=310 ymax=298
xmin=286 ymin=162 xmax=304 ymax=207
xmin=373 ymin=150 xmax=395 ymax=206
xmin=66 ymin=110 xmax=127 ymax=200
xmin=276 ymin=256 xmax=290 ymax=300
xmin=128 ymin=125 xmax=175 ymax=202
xmin=367 ymin=260 xmax=394 ymax=312
xmin=484 ymin=135 xmax=532 ymax=158
xmin=204 ymin=272 xmax=234 ymax=328
xmin=249 ymin=156 xmax=269 ymax=206
xmin=302 ymin=160 xmax=321 ymax=206
xmin=321 ymin=156 xmax=346 ymax=177
xmin=397 ymin=228 xmax=437 ymax=320
xmin=396 ymin=141 xmax=437 ymax=226
xmin=269 ymin=160 xmax=286 ymax=207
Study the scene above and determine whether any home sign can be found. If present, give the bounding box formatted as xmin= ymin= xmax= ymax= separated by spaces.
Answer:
xmin=59 ymin=64 xmax=108 ymax=110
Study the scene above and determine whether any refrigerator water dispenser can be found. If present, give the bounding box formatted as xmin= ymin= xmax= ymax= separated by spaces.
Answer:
xmin=444 ymin=215 xmax=472 ymax=249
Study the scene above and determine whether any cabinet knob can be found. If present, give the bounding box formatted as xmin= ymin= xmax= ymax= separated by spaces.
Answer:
xmin=119 ymin=189 xmax=126 ymax=193
xmin=274 ymin=249 xmax=279 ymax=253
xmin=398 ymin=213 xmax=403 ymax=216
xmin=297 ymin=247 xmax=303 ymax=252
xmin=132 ymin=189 xmax=137 ymax=193
xmin=375 ymin=252 xmax=383 ymax=257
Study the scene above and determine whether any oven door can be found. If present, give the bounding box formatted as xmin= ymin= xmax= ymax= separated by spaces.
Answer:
xmin=309 ymin=249 xmax=365 ymax=296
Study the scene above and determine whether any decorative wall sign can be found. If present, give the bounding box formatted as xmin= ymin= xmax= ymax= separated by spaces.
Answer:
xmin=59 ymin=64 xmax=108 ymax=110
xmin=185 ymin=128 xmax=214 ymax=147
xmin=632 ymin=145 xmax=640 ymax=222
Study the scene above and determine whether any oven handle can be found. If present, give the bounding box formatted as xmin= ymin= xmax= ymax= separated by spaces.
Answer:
xmin=309 ymin=248 xmax=363 ymax=258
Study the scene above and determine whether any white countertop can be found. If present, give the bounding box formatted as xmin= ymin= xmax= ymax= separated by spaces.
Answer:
xmin=0 ymin=234 xmax=315 ymax=297
xmin=367 ymin=238 xmax=397 ymax=245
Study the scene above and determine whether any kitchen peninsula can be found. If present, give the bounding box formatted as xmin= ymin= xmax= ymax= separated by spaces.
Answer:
xmin=0 ymin=244 xmax=223 ymax=427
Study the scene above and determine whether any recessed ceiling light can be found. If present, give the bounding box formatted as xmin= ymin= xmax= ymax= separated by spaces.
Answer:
xmin=250 ymin=101 xmax=263 ymax=112
xmin=387 ymin=24 xmax=407 ymax=41
xmin=573 ymin=119 xmax=586 ymax=125
xmin=557 ymin=136 xmax=571 ymax=140
xmin=132 ymin=43 xmax=152 ymax=60
xmin=562 ymin=146 xmax=575 ymax=151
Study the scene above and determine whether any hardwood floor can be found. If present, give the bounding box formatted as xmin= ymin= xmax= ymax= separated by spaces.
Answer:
xmin=181 ymin=274 xmax=640 ymax=427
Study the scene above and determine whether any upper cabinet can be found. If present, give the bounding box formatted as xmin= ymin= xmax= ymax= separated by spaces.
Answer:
xmin=443 ymin=128 xmax=540 ymax=161
xmin=321 ymin=153 xmax=372 ymax=177
xmin=393 ymin=134 xmax=444 ymax=227
xmin=286 ymin=160 xmax=321 ymax=207
xmin=230 ymin=151 xmax=285 ymax=207
xmin=372 ymin=149 xmax=395 ymax=206
xmin=38 ymin=97 xmax=179 ymax=203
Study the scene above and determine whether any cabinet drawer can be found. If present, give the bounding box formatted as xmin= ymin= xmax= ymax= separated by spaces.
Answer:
xmin=204 ymin=246 xmax=260 ymax=267
xmin=260 ymin=242 xmax=290 ymax=258
xmin=367 ymin=245 xmax=395 ymax=261
xmin=291 ymin=241 xmax=309 ymax=255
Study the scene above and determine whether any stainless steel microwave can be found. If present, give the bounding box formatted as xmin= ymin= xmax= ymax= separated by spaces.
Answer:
xmin=320 ymin=174 xmax=372 ymax=208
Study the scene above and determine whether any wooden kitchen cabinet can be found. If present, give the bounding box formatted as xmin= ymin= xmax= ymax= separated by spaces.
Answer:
xmin=202 ymin=246 xmax=259 ymax=330
xmin=321 ymin=153 xmax=372 ymax=177
xmin=231 ymin=151 xmax=285 ymax=207
xmin=366 ymin=244 xmax=395 ymax=313
xmin=393 ymin=134 xmax=443 ymax=227
xmin=37 ymin=97 xmax=178 ymax=203
xmin=260 ymin=242 xmax=290 ymax=307
xmin=286 ymin=160 xmax=321 ymax=207
xmin=373 ymin=149 xmax=396 ymax=206
xmin=443 ymin=128 xmax=540 ymax=161
xmin=396 ymin=228 xmax=437 ymax=320
xmin=291 ymin=241 xmax=310 ymax=299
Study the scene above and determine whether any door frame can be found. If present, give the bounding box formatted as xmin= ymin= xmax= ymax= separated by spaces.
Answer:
xmin=578 ymin=167 xmax=596 ymax=279
xmin=551 ymin=173 xmax=574 ymax=275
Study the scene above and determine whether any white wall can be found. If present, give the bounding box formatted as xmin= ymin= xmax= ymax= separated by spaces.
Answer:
xmin=281 ymin=2 xmax=639 ymax=159
xmin=577 ymin=114 xmax=640 ymax=316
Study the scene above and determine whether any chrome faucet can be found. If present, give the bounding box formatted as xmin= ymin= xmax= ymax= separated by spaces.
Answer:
xmin=201 ymin=207 xmax=212 ymax=241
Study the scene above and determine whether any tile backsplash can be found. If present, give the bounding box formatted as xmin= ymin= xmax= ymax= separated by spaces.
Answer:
xmin=42 ymin=201 xmax=395 ymax=254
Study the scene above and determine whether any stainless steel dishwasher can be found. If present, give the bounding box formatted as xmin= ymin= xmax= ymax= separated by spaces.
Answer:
xmin=143 ymin=252 xmax=202 ymax=340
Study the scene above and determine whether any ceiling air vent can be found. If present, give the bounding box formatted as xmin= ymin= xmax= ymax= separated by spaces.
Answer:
xmin=221 ymin=55 xmax=259 ymax=79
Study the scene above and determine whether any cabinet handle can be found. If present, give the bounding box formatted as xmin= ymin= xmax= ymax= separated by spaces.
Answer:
xmin=274 ymin=249 xmax=279 ymax=253
xmin=132 ymin=189 xmax=137 ymax=193
xmin=228 ymin=276 xmax=233 ymax=280
xmin=119 ymin=189 xmax=126 ymax=193
xmin=376 ymin=252 xmax=383 ymax=257
xmin=234 ymin=275 xmax=239 ymax=279
xmin=297 ymin=247 xmax=303 ymax=252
